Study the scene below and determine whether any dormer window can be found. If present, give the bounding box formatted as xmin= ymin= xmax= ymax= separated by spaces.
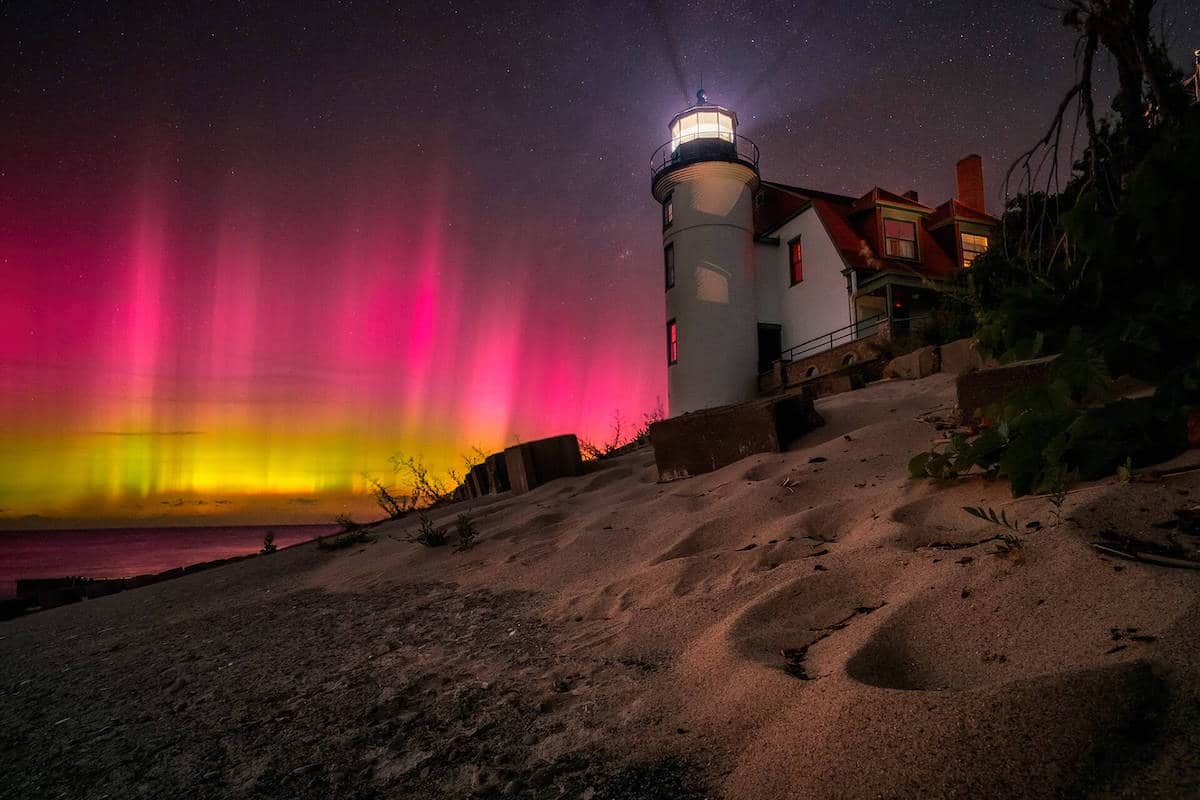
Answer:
xmin=883 ymin=218 xmax=918 ymax=260
xmin=961 ymin=232 xmax=988 ymax=268
xmin=663 ymin=192 xmax=673 ymax=229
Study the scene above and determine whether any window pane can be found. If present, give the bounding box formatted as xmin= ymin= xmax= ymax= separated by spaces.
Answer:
xmin=677 ymin=113 xmax=698 ymax=143
xmin=883 ymin=218 xmax=915 ymax=240
xmin=962 ymin=232 xmax=988 ymax=252
xmin=717 ymin=111 xmax=734 ymax=139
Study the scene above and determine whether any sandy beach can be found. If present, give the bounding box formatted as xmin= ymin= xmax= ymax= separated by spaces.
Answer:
xmin=4 ymin=372 xmax=1200 ymax=799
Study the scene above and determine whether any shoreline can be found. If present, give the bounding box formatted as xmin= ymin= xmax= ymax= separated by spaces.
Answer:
xmin=0 ymin=527 xmax=334 ymax=620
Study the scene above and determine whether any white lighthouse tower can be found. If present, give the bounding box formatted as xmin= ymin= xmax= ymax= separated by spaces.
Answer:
xmin=651 ymin=90 xmax=760 ymax=416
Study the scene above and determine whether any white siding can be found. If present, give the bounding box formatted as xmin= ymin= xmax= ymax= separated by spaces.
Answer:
xmin=759 ymin=209 xmax=853 ymax=351
xmin=659 ymin=162 xmax=760 ymax=415
xmin=753 ymin=240 xmax=782 ymax=325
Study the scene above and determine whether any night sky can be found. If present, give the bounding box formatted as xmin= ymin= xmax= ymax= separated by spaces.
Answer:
xmin=3 ymin=1 xmax=1197 ymax=526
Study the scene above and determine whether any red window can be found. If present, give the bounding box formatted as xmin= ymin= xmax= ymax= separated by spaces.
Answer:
xmin=667 ymin=319 xmax=678 ymax=365
xmin=788 ymin=236 xmax=803 ymax=285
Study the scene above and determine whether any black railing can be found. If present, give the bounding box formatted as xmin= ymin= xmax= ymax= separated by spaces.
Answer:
xmin=650 ymin=134 xmax=759 ymax=181
xmin=762 ymin=312 xmax=933 ymax=375
xmin=776 ymin=314 xmax=888 ymax=364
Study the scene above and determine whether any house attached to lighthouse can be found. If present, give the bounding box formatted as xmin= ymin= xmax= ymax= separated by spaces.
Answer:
xmin=651 ymin=91 xmax=998 ymax=416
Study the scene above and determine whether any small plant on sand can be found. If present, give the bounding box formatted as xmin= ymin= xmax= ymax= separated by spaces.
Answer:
xmin=962 ymin=506 xmax=1025 ymax=558
xmin=390 ymin=452 xmax=455 ymax=507
xmin=580 ymin=398 xmax=666 ymax=461
xmin=963 ymin=505 xmax=1021 ymax=532
xmin=1116 ymin=456 xmax=1134 ymax=483
xmin=1045 ymin=465 xmax=1075 ymax=526
xmin=260 ymin=531 xmax=277 ymax=555
xmin=409 ymin=511 xmax=449 ymax=547
xmin=365 ymin=475 xmax=417 ymax=520
xmin=317 ymin=527 xmax=374 ymax=551
xmin=454 ymin=513 xmax=479 ymax=551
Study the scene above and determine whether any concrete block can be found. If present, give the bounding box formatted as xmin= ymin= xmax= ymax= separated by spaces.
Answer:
xmin=939 ymin=338 xmax=986 ymax=375
xmin=956 ymin=355 xmax=1057 ymax=422
xmin=468 ymin=463 xmax=491 ymax=497
xmin=504 ymin=434 xmax=584 ymax=495
xmin=883 ymin=345 xmax=940 ymax=380
xmin=649 ymin=394 xmax=825 ymax=481
xmin=486 ymin=452 xmax=511 ymax=493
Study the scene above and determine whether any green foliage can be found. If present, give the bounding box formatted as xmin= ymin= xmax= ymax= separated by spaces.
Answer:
xmin=962 ymin=506 xmax=1020 ymax=532
xmin=910 ymin=9 xmax=1200 ymax=497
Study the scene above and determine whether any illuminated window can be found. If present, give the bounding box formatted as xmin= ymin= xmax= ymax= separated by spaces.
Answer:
xmin=664 ymin=244 xmax=675 ymax=290
xmin=883 ymin=218 xmax=918 ymax=260
xmin=961 ymin=232 xmax=989 ymax=268
xmin=788 ymin=235 xmax=803 ymax=285
xmin=667 ymin=319 xmax=678 ymax=365
xmin=663 ymin=192 xmax=673 ymax=228
xmin=671 ymin=109 xmax=735 ymax=150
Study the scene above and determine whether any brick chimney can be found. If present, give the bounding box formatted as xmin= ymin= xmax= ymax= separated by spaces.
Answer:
xmin=955 ymin=154 xmax=985 ymax=212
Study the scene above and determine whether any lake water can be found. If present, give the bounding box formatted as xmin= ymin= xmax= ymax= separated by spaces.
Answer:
xmin=0 ymin=524 xmax=341 ymax=598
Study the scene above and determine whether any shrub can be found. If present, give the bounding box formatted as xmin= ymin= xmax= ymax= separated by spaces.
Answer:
xmin=409 ymin=511 xmax=448 ymax=547
xmin=454 ymin=513 xmax=479 ymax=551
xmin=316 ymin=529 xmax=374 ymax=550
xmin=910 ymin=3 xmax=1200 ymax=497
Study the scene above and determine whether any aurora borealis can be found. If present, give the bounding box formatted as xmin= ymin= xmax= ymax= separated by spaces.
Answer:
xmin=1 ymin=157 xmax=660 ymax=525
xmin=3 ymin=1 xmax=1198 ymax=526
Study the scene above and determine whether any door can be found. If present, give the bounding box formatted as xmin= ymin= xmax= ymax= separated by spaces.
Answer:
xmin=757 ymin=323 xmax=782 ymax=374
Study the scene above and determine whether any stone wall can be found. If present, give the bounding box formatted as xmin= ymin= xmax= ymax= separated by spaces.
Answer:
xmin=650 ymin=394 xmax=825 ymax=481
xmin=504 ymin=434 xmax=584 ymax=495
xmin=760 ymin=322 xmax=892 ymax=395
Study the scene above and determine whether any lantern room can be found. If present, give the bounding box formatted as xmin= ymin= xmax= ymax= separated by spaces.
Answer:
xmin=670 ymin=92 xmax=737 ymax=151
xmin=651 ymin=90 xmax=758 ymax=185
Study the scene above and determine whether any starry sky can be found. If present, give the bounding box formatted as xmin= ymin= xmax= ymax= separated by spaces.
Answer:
xmin=2 ymin=1 xmax=1197 ymax=527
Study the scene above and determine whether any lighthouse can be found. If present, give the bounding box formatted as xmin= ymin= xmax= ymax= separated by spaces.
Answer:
xmin=651 ymin=90 xmax=760 ymax=416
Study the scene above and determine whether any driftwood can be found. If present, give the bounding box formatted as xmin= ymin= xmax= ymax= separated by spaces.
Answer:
xmin=1091 ymin=543 xmax=1200 ymax=570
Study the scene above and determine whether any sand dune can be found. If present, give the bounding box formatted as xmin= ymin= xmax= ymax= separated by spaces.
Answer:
xmin=4 ymin=372 xmax=1200 ymax=798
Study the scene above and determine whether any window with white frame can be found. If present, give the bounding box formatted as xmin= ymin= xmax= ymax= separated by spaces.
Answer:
xmin=883 ymin=218 xmax=918 ymax=260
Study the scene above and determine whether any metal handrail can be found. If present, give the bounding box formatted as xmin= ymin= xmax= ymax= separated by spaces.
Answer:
xmin=776 ymin=314 xmax=888 ymax=364
xmin=766 ymin=312 xmax=934 ymax=372
xmin=649 ymin=134 xmax=759 ymax=179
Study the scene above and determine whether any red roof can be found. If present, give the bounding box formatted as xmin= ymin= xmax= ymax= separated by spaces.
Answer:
xmin=850 ymin=187 xmax=934 ymax=215
xmin=754 ymin=179 xmax=994 ymax=280
xmin=926 ymin=198 xmax=1001 ymax=229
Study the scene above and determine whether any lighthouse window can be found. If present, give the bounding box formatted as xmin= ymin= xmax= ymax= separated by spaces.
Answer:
xmin=663 ymin=193 xmax=673 ymax=229
xmin=883 ymin=218 xmax=918 ymax=260
xmin=670 ymin=109 xmax=736 ymax=150
xmin=664 ymin=244 xmax=675 ymax=290
xmin=788 ymin=235 xmax=803 ymax=285
xmin=667 ymin=319 xmax=678 ymax=365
